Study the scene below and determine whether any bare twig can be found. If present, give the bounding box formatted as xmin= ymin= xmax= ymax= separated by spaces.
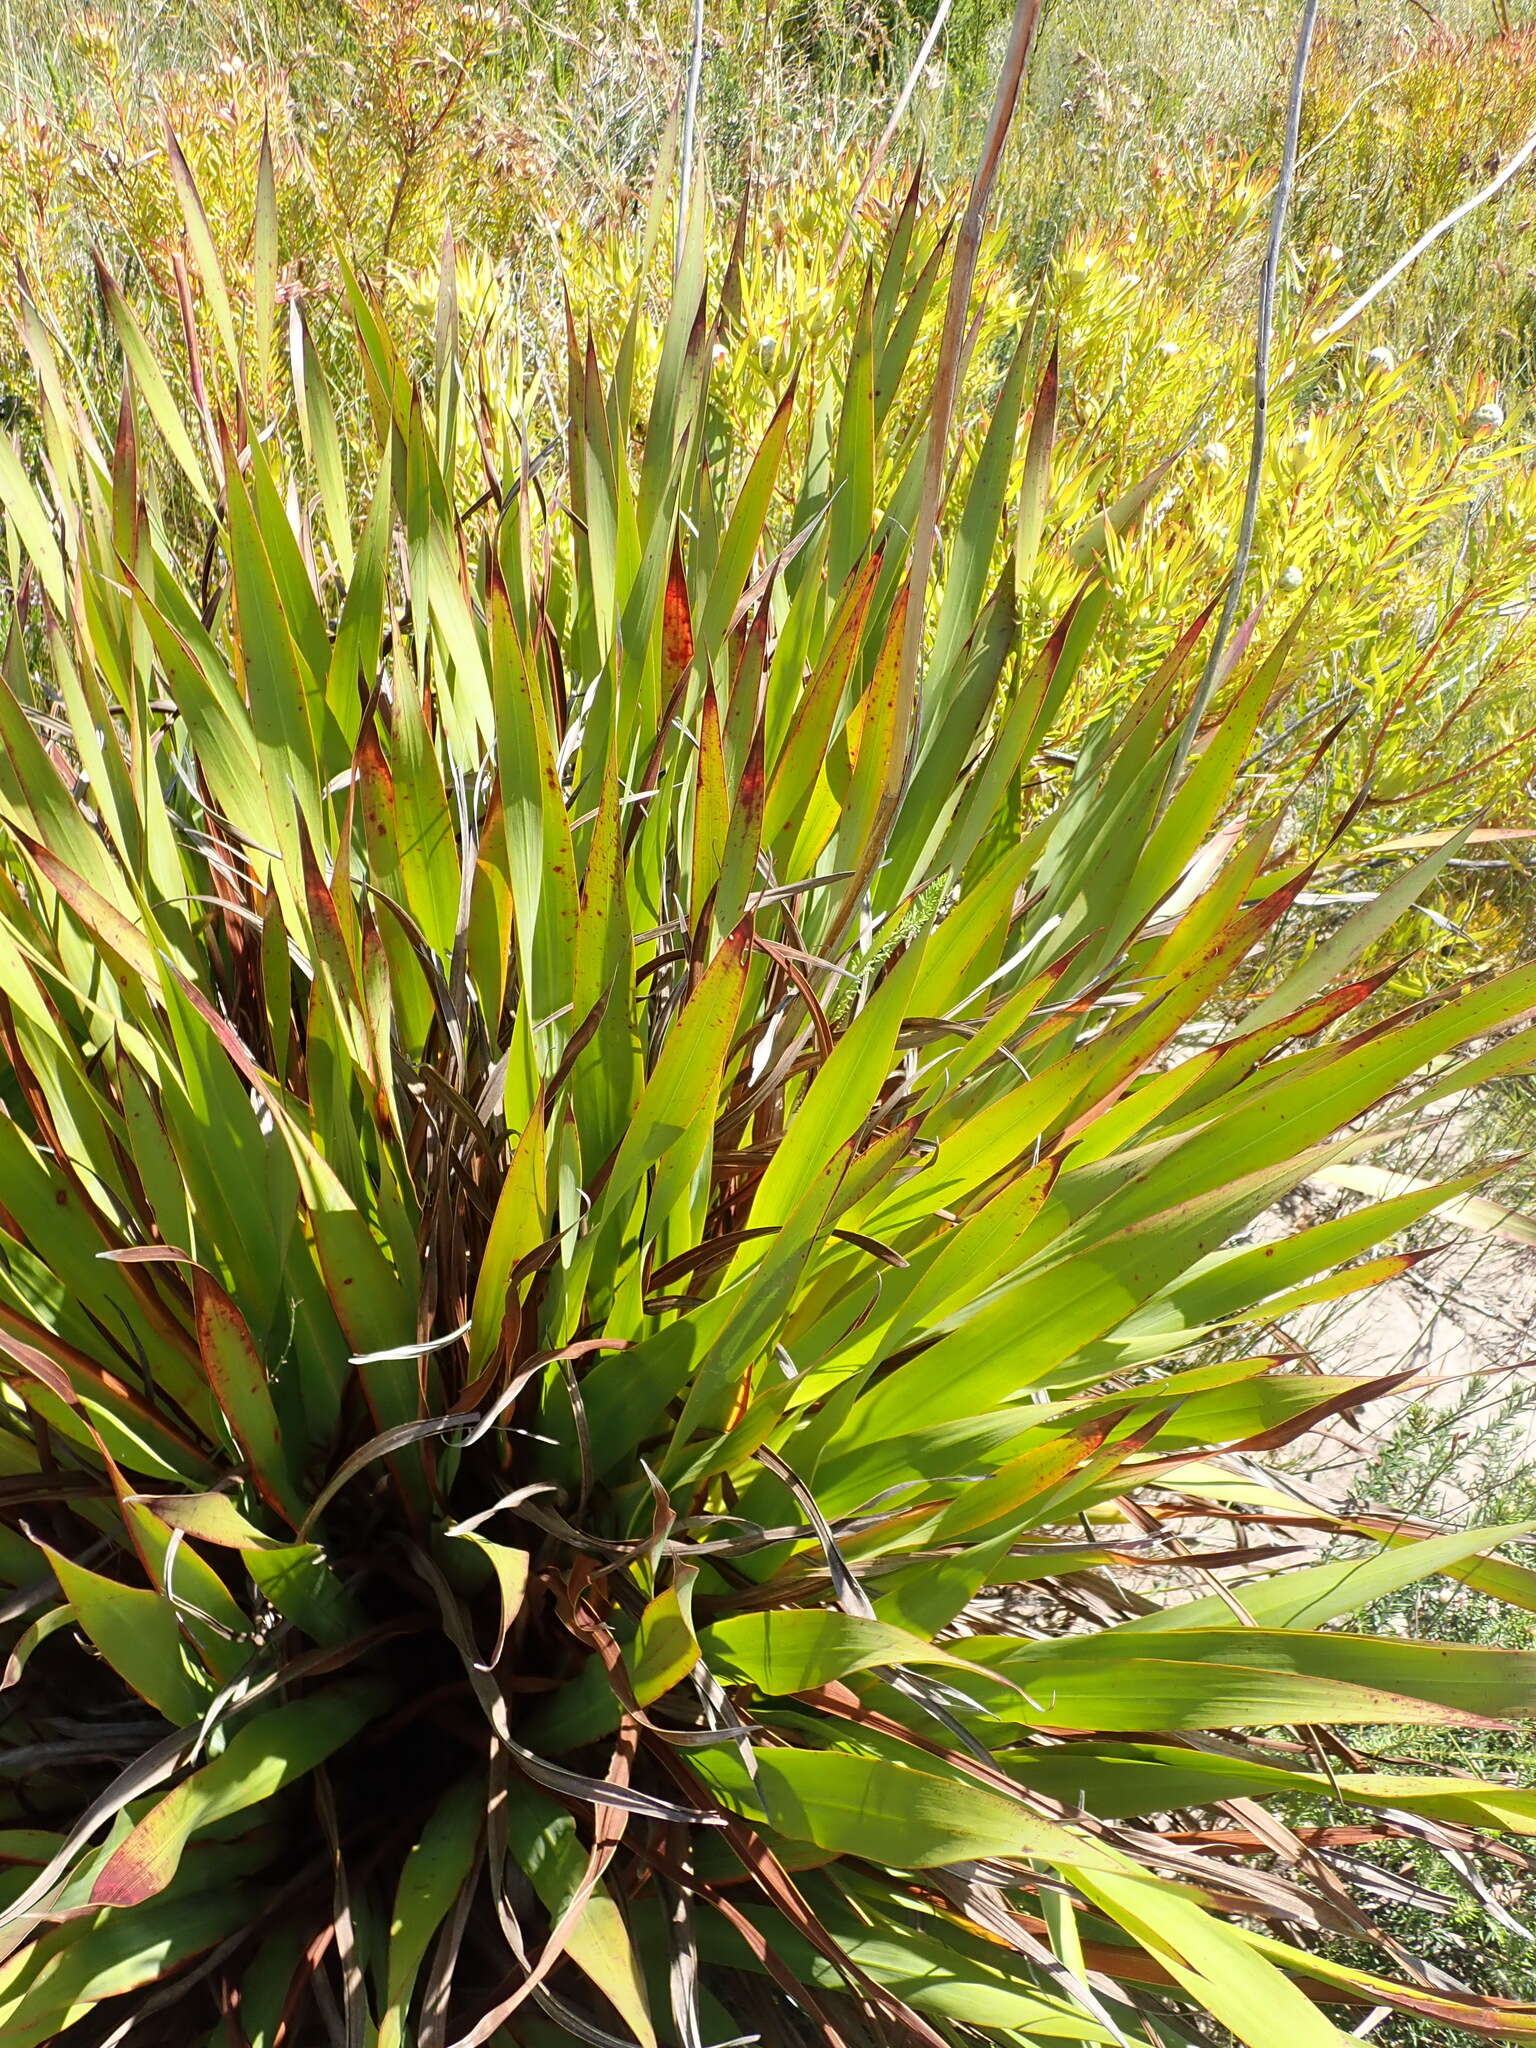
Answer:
xmin=1311 ymin=118 xmax=1536 ymax=346
xmin=1164 ymin=0 xmax=1321 ymax=796
xmin=832 ymin=0 xmax=955 ymax=273
xmin=1296 ymin=34 xmax=1418 ymax=171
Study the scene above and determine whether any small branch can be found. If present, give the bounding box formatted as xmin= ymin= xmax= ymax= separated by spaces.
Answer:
xmin=832 ymin=0 xmax=955 ymax=274
xmin=1310 ymin=118 xmax=1536 ymax=346
xmin=1295 ymin=34 xmax=1418 ymax=171
xmin=1164 ymin=0 xmax=1321 ymax=797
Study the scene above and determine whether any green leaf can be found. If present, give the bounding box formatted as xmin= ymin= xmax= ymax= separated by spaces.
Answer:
xmin=1 ymin=1607 xmax=72 ymax=1692
xmin=135 ymin=1492 xmax=290 ymax=1550
xmin=1311 ymin=1160 xmax=1536 ymax=1247
xmin=694 ymin=1744 xmax=1116 ymax=1873
xmin=1010 ymin=1737 xmax=1536 ymax=1835
xmin=929 ymin=1421 xmax=1117 ymax=1543
xmin=0 ymin=434 xmax=67 ymax=612
xmin=963 ymin=1626 xmax=1536 ymax=1729
xmin=1075 ymin=1869 xmax=1353 ymax=2048
xmin=1246 ymin=822 xmax=1476 ymax=1030
xmin=678 ymin=1887 xmax=1118 ymax=2040
xmin=503 ymin=1782 xmax=658 ymax=2047
xmin=690 ymin=682 xmax=730 ymax=924
xmin=448 ymin=1530 xmax=530 ymax=1668
xmin=391 ymin=669 xmax=461 ymax=957
xmin=223 ymin=459 xmax=323 ymax=852
xmin=243 ymin=1542 xmax=361 ymax=1647
xmin=90 ymin=1681 xmax=388 ymax=1907
xmin=627 ymin=1584 xmax=699 ymax=1705
xmin=490 ymin=579 xmax=578 ymax=1018
xmin=1114 ymin=1521 xmax=1536 ymax=1636
xmin=378 ymin=1777 xmax=482 ymax=2048
xmin=41 ymin=1544 xmax=213 ymax=1724
xmin=252 ymin=121 xmax=278 ymax=408
xmin=468 ymin=1102 xmax=547 ymax=1374
xmin=289 ymin=302 xmax=354 ymax=576
xmin=92 ymin=252 xmax=213 ymax=509
xmin=698 ymin=375 xmax=798 ymax=650
xmin=601 ymin=923 xmax=750 ymax=1217
xmin=165 ymin=128 xmax=240 ymax=374
xmin=1015 ymin=343 xmax=1058 ymax=593
xmin=715 ymin=712 xmax=765 ymax=933
xmin=191 ymin=1271 xmax=303 ymax=1526
xmin=764 ymin=552 xmax=882 ymax=848
xmin=0 ymin=1893 xmax=249 ymax=2048
xmin=742 ymin=932 xmax=926 ymax=1238
xmin=700 ymin=1610 xmax=978 ymax=1693
xmin=926 ymin=330 xmax=1031 ymax=701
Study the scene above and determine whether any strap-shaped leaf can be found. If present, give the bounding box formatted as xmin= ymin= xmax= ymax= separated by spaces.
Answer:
xmin=41 ymin=1545 xmax=213 ymax=1724
xmin=378 ymin=1776 xmax=483 ymax=2048
xmin=165 ymin=128 xmax=240 ymax=376
xmin=0 ymin=435 xmax=67 ymax=612
xmin=627 ymin=1584 xmax=700 ymax=1705
xmin=600 ymin=923 xmax=750 ymax=1219
xmin=191 ymin=1271 xmax=303 ymax=1526
xmin=90 ymin=1681 xmax=388 ymax=1907
xmin=1075 ymin=1868 xmax=1353 ymax=2048
xmin=693 ymin=1743 xmax=1117 ymax=1874
xmin=963 ymin=1625 xmax=1536 ymax=1728
xmin=503 ymin=1781 xmax=659 ymax=2047
xmin=92 ymin=253 xmax=213 ymax=509
xmin=468 ymin=1102 xmax=548 ymax=1373
xmin=700 ymin=1610 xmax=978 ymax=1693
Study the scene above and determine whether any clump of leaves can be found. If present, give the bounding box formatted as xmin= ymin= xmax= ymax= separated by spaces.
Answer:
xmin=4 ymin=137 xmax=1536 ymax=2048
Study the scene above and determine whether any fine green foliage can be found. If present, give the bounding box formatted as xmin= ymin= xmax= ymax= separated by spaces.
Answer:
xmin=3 ymin=140 xmax=1536 ymax=2048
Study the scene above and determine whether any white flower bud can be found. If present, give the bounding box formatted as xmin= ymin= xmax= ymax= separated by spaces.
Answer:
xmin=1471 ymin=401 xmax=1505 ymax=433
xmin=1364 ymin=344 xmax=1396 ymax=373
xmin=1278 ymin=564 xmax=1303 ymax=591
xmin=1199 ymin=441 xmax=1230 ymax=471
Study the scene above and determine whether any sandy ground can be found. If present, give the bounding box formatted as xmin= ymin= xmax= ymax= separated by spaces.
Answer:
xmin=1251 ymin=1175 xmax=1536 ymax=1521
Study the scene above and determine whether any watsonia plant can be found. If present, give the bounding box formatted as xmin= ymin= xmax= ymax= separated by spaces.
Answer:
xmin=3 ymin=140 xmax=1536 ymax=2048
